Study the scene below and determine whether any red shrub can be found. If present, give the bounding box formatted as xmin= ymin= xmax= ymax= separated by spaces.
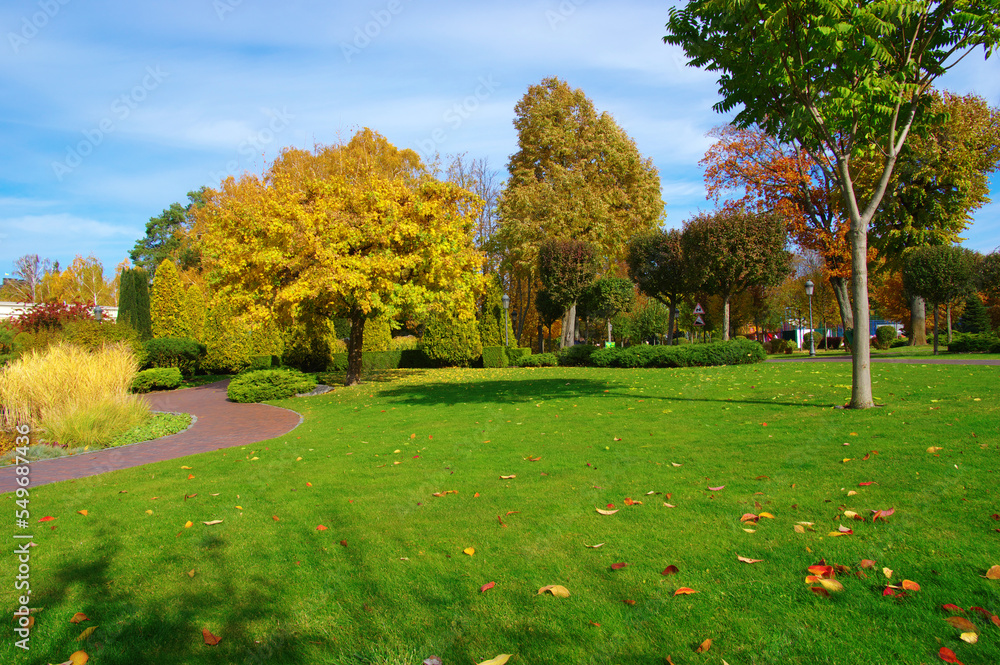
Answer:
xmin=10 ymin=301 xmax=94 ymax=333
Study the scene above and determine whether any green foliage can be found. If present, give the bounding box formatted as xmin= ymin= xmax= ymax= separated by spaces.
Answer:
xmin=328 ymin=349 xmax=436 ymax=372
xmin=0 ymin=326 xmax=17 ymax=355
xmin=130 ymin=189 xmax=205 ymax=275
xmin=282 ymin=307 xmax=338 ymax=373
xmin=132 ymin=367 xmax=183 ymax=393
xmin=557 ymin=344 xmax=599 ymax=367
xmin=362 ymin=313 xmax=394 ymax=352
xmin=420 ymin=313 xmax=483 ymax=367
xmin=505 ymin=347 xmax=531 ymax=365
xmin=534 ymin=288 xmax=565 ymax=329
xmin=581 ymin=278 xmax=635 ymax=321
xmin=482 ymin=346 xmax=509 ymax=369
xmin=765 ymin=338 xmax=789 ymax=354
xmin=516 ymin=352 xmax=558 ymax=367
xmin=184 ymin=283 xmax=207 ymax=342
xmin=673 ymin=336 xmax=691 ymax=345
xmin=62 ymin=320 xmax=145 ymax=364
xmin=143 ymin=337 xmax=206 ymax=377
xmin=903 ymin=245 xmax=976 ymax=307
xmin=588 ymin=339 xmax=766 ymax=368
xmin=150 ymin=259 xmax=189 ymax=339
xmin=117 ymin=268 xmax=152 ymax=340
xmin=479 ymin=274 xmax=513 ymax=348
xmin=538 ymin=238 xmax=598 ymax=310
xmin=249 ymin=355 xmax=273 ymax=371
xmin=202 ymin=305 xmax=253 ymax=374
xmin=226 ymin=369 xmax=317 ymax=404
xmin=626 ymin=229 xmax=688 ymax=342
xmin=390 ymin=335 xmax=420 ymax=351
xmin=875 ymin=325 xmax=897 ymax=350
xmin=947 ymin=333 xmax=1000 ymax=354
xmin=956 ymin=293 xmax=991 ymax=334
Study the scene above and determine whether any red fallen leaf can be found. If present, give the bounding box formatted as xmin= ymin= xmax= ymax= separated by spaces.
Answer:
xmin=858 ymin=481 xmax=875 ymax=486
xmin=611 ymin=562 xmax=628 ymax=570
xmin=39 ymin=516 xmax=55 ymax=522
xmin=673 ymin=587 xmax=698 ymax=596
xmin=272 ymin=515 xmax=280 ymax=521
xmin=497 ymin=515 xmax=506 ymax=527
xmin=883 ymin=587 xmax=897 ymax=597
xmin=901 ymin=580 xmax=920 ymax=591
xmin=473 ymin=492 xmax=479 ymax=497
xmin=661 ymin=565 xmax=680 ymax=576
xmin=740 ymin=513 xmax=759 ymax=523
xmin=872 ymin=507 xmax=896 ymax=521
xmin=480 ymin=581 xmax=495 ymax=593
xmin=969 ymin=606 xmax=992 ymax=619
xmin=340 ymin=540 xmax=348 ymax=547
xmin=708 ymin=486 xmax=725 ymax=491
xmin=942 ymin=604 xmax=965 ymax=613
xmin=808 ymin=565 xmax=834 ymax=578
xmin=623 ymin=599 xmax=636 ymax=605
xmin=860 ymin=559 xmax=877 ymax=569
xmin=939 ymin=647 xmax=964 ymax=664
xmin=202 ymin=628 xmax=221 ymax=646
xmin=810 ymin=586 xmax=830 ymax=597
xmin=316 ymin=525 xmax=328 ymax=531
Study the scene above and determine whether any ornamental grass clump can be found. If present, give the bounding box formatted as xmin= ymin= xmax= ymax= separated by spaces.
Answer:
xmin=0 ymin=342 xmax=148 ymax=447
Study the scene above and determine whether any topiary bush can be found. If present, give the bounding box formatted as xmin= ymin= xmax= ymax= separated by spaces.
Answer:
xmin=226 ymin=369 xmax=317 ymax=403
xmin=516 ymin=352 xmax=558 ymax=367
xmin=875 ymin=325 xmax=897 ymax=350
xmin=143 ymin=337 xmax=206 ymax=377
xmin=132 ymin=367 xmax=183 ymax=393
xmin=505 ymin=347 xmax=531 ymax=365
xmin=362 ymin=314 xmax=394 ymax=352
xmin=482 ymin=346 xmax=508 ymax=368
xmin=558 ymin=344 xmax=599 ymax=366
xmin=579 ymin=339 xmax=766 ymax=369
xmin=421 ymin=313 xmax=482 ymax=367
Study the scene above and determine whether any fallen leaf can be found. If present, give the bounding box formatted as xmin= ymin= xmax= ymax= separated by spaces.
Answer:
xmin=77 ymin=510 xmax=88 ymax=517
xmin=743 ymin=528 xmax=756 ymax=533
xmin=500 ymin=475 xmax=516 ymax=480
xmin=68 ymin=652 xmax=89 ymax=665
xmin=847 ymin=490 xmax=858 ymax=496
xmin=758 ymin=512 xmax=775 ymax=519
xmin=858 ymin=482 xmax=874 ymax=486
xmin=738 ymin=556 xmax=763 ymax=564
xmin=480 ymin=581 xmax=495 ymax=593
xmin=315 ymin=524 xmax=327 ymax=531
xmin=272 ymin=515 xmax=279 ymax=522
xmin=991 ymin=615 xmax=1000 ymax=628
xmin=808 ymin=565 xmax=834 ymax=577
xmin=860 ymin=559 xmax=876 ymax=569
xmin=673 ymin=587 xmax=698 ymax=596
xmin=39 ymin=516 xmax=55 ymax=522
xmin=537 ymin=585 xmax=570 ymax=598
xmin=145 ymin=510 xmax=153 ymax=515
xmin=69 ymin=613 xmax=89 ymax=623
xmin=202 ymin=628 xmax=221 ymax=646
xmin=883 ymin=587 xmax=898 ymax=597
xmin=883 ymin=567 xmax=893 ymax=579
xmin=610 ymin=562 xmax=628 ymax=570
xmin=423 ymin=657 xmax=443 ymax=665
xmin=902 ymin=580 xmax=920 ymax=591
xmin=661 ymin=565 xmax=680 ymax=576
xmin=942 ymin=604 xmax=965 ymax=613
xmin=843 ymin=510 xmax=861 ymax=520
xmin=959 ymin=632 xmax=978 ymax=644
xmin=838 ymin=526 xmax=854 ymax=534
xmin=623 ymin=599 xmax=636 ymax=605
xmin=946 ymin=617 xmax=978 ymax=633
xmin=938 ymin=646 xmax=963 ymax=664
xmin=184 ymin=521 xmax=193 ymax=528
xmin=810 ymin=586 xmax=830 ymax=597
xmin=76 ymin=626 xmax=97 ymax=641
xmin=476 ymin=655 xmax=512 ymax=665
xmin=187 ymin=569 xmax=195 ymax=578
xmin=181 ymin=466 xmax=192 ymax=470
xmin=585 ymin=543 xmax=605 ymax=549
xmin=695 ymin=638 xmax=712 ymax=653
xmin=740 ymin=513 xmax=759 ymax=523
xmin=464 ymin=547 xmax=475 ymax=556
xmin=819 ymin=579 xmax=844 ymax=593
xmin=708 ymin=486 xmax=725 ymax=491
xmin=671 ymin=462 xmax=682 ymax=467
xmin=340 ymin=540 xmax=348 ymax=547
xmin=927 ymin=447 xmax=944 ymax=453
xmin=203 ymin=519 xmax=223 ymax=526
xmin=187 ymin=474 xmax=194 ymax=480
xmin=596 ymin=508 xmax=619 ymax=515
xmin=664 ymin=503 xmax=676 ymax=508
xmin=794 ymin=525 xmax=805 ymax=534
xmin=984 ymin=565 xmax=1000 ymax=580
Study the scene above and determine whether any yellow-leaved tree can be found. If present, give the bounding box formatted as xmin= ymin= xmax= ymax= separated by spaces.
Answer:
xmin=195 ymin=128 xmax=485 ymax=385
xmin=150 ymin=259 xmax=190 ymax=339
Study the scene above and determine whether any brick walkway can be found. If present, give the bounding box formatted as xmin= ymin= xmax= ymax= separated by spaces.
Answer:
xmin=0 ymin=380 xmax=302 ymax=493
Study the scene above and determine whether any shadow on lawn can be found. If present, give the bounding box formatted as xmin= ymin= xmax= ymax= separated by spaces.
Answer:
xmin=376 ymin=377 xmax=841 ymax=409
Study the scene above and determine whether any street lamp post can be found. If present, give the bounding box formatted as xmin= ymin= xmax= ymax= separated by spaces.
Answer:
xmin=804 ymin=280 xmax=816 ymax=357
xmin=501 ymin=294 xmax=510 ymax=347
xmin=93 ymin=305 xmax=103 ymax=322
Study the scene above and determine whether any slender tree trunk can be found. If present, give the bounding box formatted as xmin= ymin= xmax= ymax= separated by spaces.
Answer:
xmin=909 ymin=295 xmax=927 ymax=346
xmin=537 ymin=323 xmax=543 ymax=354
xmin=345 ymin=310 xmax=365 ymax=386
xmin=666 ymin=305 xmax=676 ymax=346
xmin=932 ymin=304 xmax=939 ymax=356
xmin=606 ymin=319 xmax=612 ymax=344
xmin=946 ymin=304 xmax=953 ymax=343
xmin=829 ymin=276 xmax=853 ymax=332
xmin=847 ymin=219 xmax=874 ymax=408
xmin=722 ymin=294 xmax=731 ymax=341
xmin=560 ymin=303 xmax=578 ymax=348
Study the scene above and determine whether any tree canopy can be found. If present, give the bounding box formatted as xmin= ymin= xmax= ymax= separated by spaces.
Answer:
xmin=902 ymin=244 xmax=976 ymax=353
xmin=625 ymin=228 xmax=690 ymax=344
xmin=537 ymin=238 xmax=598 ymax=347
xmin=131 ymin=188 xmax=206 ymax=277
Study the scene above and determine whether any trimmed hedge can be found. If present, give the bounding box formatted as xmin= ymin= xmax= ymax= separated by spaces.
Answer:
xmin=947 ymin=333 xmax=1000 ymax=353
xmin=505 ymin=347 xmax=531 ymax=365
xmin=249 ymin=355 xmax=273 ymax=371
xmin=587 ymin=339 xmax=766 ymax=369
xmin=483 ymin=346 xmax=508 ymax=368
xmin=132 ymin=367 xmax=183 ymax=393
xmin=558 ymin=344 xmax=599 ymax=366
xmin=226 ymin=369 xmax=317 ymax=403
xmin=516 ymin=352 xmax=558 ymax=367
xmin=143 ymin=337 xmax=206 ymax=377
xmin=328 ymin=349 xmax=438 ymax=372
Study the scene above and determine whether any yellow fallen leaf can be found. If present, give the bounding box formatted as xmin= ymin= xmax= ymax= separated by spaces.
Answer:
xmin=393 ymin=449 xmax=401 ymax=454
xmin=76 ymin=510 xmax=88 ymax=517
xmin=250 ymin=457 xmax=259 ymax=461
xmin=927 ymin=446 xmax=943 ymax=453
xmin=463 ymin=547 xmax=475 ymax=556
xmin=843 ymin=511 xmax=859 ymax=520
xmin=538 ymin=584 xmax=570 ymax=597
xmin=500 ymin=475 xmax=516 ymax=479
xmin=76 ymin=626 xmax=97 ymax=641
xmin=819 ymin=579 xmax=844 ymax=593
xmin=235 ymin=506 xmax=243 ymax=510
xmin=181 ymin=466 xmax=192 ymax=469
xmin=184 ymin=521 xmax=193 ymax=528
xmin=477 ymin=655 xmax=513 ymax=665
xmin=596 ymin=508 xmax=619 ymax=515
xmin=296 ymin=457 xmax=302 ymax=461
xmin=847 ymin=490 xmax=857 ymax=496
xmin=758 ymin=512 xmax=774 ymax=519
xmin=188 ymin=569 xmax=195 ymax=578
xmin=883 ymin=567 xmax=893 ymax=579
xmin=743 ymin=528 xmax=756 ymax=533
xmin=69 ymin=651 xmax=89 ymax=665
xmin=842 ymin=458 xmax=852 ymax=463
xmin=960 ymin=632 xmax=978 ymax=644
xmin=985 ymin=565 xmax=1000 ymax=580
xmin=145 ymin=510 xmax=153 ymax=515
xmin=793 ymin=525 xmax=805 ymax=534
xmin=827 ymin=532 xmax=846 ymax=537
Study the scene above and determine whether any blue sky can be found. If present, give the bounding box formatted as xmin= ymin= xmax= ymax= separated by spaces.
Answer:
xmin=1 ymin=0 xmax=998 ymax=280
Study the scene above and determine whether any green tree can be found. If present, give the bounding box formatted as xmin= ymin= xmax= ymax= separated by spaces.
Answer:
xmin=362 ymin=313 xmax=393 ymax=352
xmin=626 ymin=228 xmax=693 ymax=344
xmin=902 ymin=245 xmax=976 ymax=354
xmin=150 ymin=259 xmax=190 ymax=339
xmin=117 ymin=268 xmax=153 ymax=340
xmin=666 ymin=0 xmax=1000 ymax=407
xmin=479 ymin=274 xmax=514 ymax=348
xmin=581 ymin=277 xmax=636 ymax=344
xmin=537 ymin=238 xmax=598 ymax=347
xmin=183 ymin=283 xmax=207 ymax=342
xmin=421 ymin=312 xmax=483 ymax=367
xmin=682 ymin=209 xmax=791 ymax=341
xmin=195 ymin=128 xmax=484 ymax=386
xmin=130 ymin=188 xmax=207 ymax=276
xmin=497 ymin=77 xmax=664 ymax=273
xmin=534 ymin=288 xmax=564 ymax=352
xmin=956 ymin=293 xmax=990 ymax=334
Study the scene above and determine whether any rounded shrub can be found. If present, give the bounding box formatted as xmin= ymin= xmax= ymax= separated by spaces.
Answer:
xmin=143 ymin=337 xmax=206 ymax=377
xmin=132 ymin=367 xmax=183 ymax=393
xmin=516 ymin=352 xmax=558 ymax=367
xmin=421 ymin=313 xmax=482 ymax=367
xmin=875 ymin=325 xmax=897 ymax=350
xmin=226 ymin=369 xmax=317 ymax=403
xmin=362 ymin=314 xmax=393 ymax=352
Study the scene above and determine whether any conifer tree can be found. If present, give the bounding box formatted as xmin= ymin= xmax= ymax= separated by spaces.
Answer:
xmin=150 ymin=259 xmax=190 ymax=339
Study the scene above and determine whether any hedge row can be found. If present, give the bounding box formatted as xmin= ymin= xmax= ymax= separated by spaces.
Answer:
xmin=584 ymin=339 xmax=766 ymax=368
xmin=227 ymin=369 xmax=317 ymax=403
xmin=947 ymin=333 xmax=1000 ymax=353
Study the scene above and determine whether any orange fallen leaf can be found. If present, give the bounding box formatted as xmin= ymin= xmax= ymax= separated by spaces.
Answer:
xmin=187 ymin=474 xmax=194 ymax=480
xmin=695 ymin=638 xmax=712 ymax=653
xmin=758 ymin=512 xmax=774 ymax=519
xmin=480 ymin=581 xmax=495 ymax=593
xmin=272 ymin=516 xmax=279 ymax=522
xmin=77 ymin=510 xmax=88 ymax=517
xmin=991 ymin=615 xmax=1000 ymax=628
xmin=187 ymin=569 xmax=195 ymax=578
xmin=315 ymin=524 xmax=328 ymax=531
xmin=673 ymin=587 xmax=698 ymax=596
xmin=610 ymin=562 xmax=628 ymax=570
xmin=984 ymin=565 xmax=1000 ymax=580
xmin=860 ymin=559 xmax=876 ymax=569
xmin=476 ymin=655 xmax=512 ymax=665
xmin=69 ymin=612 xmax=89 ymax=623
xmin=202 ymin=628 xmax=221 ymax=646
xmin=39 ymin=516 xmax=55 ymax=522
xmin=901 ymin=580 xmax=920 ymax=591
xmin=66 ymin=651 xmax=89 ymax=665
xmin=938 ymin=646 xmax=963 ymax=664
xmin=623 ymin=599 xmax=636 ymax=605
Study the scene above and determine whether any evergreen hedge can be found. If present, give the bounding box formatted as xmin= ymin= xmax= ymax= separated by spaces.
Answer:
xmin=227 ymin=369 xmax=317 ymax=403
xmin=588 ymin=339 xmax=766 ymax=368
xmin=516 ymin=352 xmax=558 ymax=367
xmin=144 ymin=337 xmax=206 ymax=377
xmin=947 ymin=333 xmax=1000 ymax=353
xmin=132 ymin=367 xmax=183 ymax=393
xmin=483 ymin=346 xmax=508 ymax=368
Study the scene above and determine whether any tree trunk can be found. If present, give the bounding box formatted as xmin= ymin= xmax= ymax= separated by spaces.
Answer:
xmin=666 ymin=304 xmax=677 ymax=346
xmin=606 ymin=319 xmax=612 ymax=344
xmin=559 ymin=302 xmax=577 ymax=347
xmin=537 ymin=323 xmax=544 ymax=354
xmin=847 ymin=219 xmax=874 ymax=408
xmin=946 ymin=304 xmax=952 ymax=343
xmin=908 ymin=294 xmax=926 ymax=346
xmin=829 ymin=276 xmax=853 ymax=332
xmin=932 ymin=304 xmax=939 ymax=356
xmin=722 ymin=294 xmax=731 ymax=341
xmin=345 ymin=311 xmax=365 ymax=386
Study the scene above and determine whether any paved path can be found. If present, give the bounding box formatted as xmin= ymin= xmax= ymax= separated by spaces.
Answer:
xmin=768 ymin=355 xmax=1000 ymax=365
xmin=0 ymin=380 xmax=302 ymax=493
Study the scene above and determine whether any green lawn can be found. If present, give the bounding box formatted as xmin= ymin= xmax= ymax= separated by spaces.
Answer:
xmin=4 ymin=362 xmax=999 ymax=665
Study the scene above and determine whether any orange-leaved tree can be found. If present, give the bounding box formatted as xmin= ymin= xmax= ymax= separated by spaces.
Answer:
xmin=195 ymin=128 xmax=485 ymax=386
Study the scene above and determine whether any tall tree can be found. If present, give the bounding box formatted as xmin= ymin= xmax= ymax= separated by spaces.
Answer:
xmin=626 ymin=228 xmax=692 ymax=345
xmin=497 ymin=77 xmax=664 ymax=273
xmin=150 ymin=259 xmax=190 ymax=339
xmin=446 ymin=154 xmax=504 ymax=274
xmin=195 ymin=128 xmax=484 ymax=386
xmin=580 ymin=277 xmax=636 ymax=344
xmin=131 ymin=188 xmax=207 ymax=277
xmin=116 ymin=267 xmax=152 ymax=340
xmin=902 ymin=245 xmax=976 ymax=354
xmin=10 ymin=254 xmax=51 ymax=303
xmin=666 ymin=1 xmax=1000 ymax=408
xmin=682 ymin=209 xmax=791 ymax=340
xmin=537 ymin=238 xmax=598 ymax=347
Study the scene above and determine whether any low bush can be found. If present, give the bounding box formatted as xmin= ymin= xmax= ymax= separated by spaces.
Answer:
xmin=226 ymin=369 xmax=317 ymax=403
xmin=516 ymin=353 xmax=558 ymax=367
xmin=558 ymin=344 xmax=599 ymax=366
xmin=947 ymin=333 xmax=1000 ymax=353
xmin=875 ymin=325 xmax=897 ymax=350
xmin=826 ymin=336 xmax=843 ymax=350
xmin=144 ymin=337 xmax=206 ymax=377
xmin=132 ymin=367 xmax=183 ymax=393
xmin=483 ymin=346 xmax=508 ymax=368
xmin=578 ymin=339 xmax=766 ymax=369
xmin=249 ymin=355 xmax=273 ymax=371
xmin=505 ymin=347 xmax=531 ymax=365
xmin=785 ymin=340 xmax=798 ymax=351
xmin=890 ymin=338 xmax=909 ymax=348
xmin=328 ymin=349 xmax=438 ymax=371
xmin=765 ymin=339 xmax=788 ymax=354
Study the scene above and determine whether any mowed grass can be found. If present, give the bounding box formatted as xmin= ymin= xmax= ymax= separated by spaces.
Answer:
xmin=4 ymin=361 xmax=999 ymax=665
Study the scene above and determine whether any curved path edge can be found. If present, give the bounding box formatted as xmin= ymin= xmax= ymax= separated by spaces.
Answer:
xmin=0 ymin=380 xmax=303 ymax=494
